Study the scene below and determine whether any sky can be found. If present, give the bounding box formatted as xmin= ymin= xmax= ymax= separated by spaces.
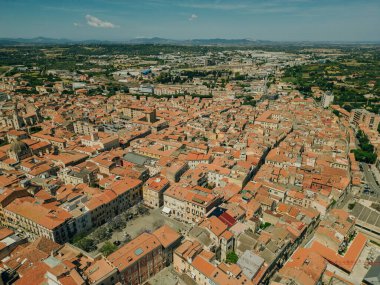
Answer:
xmin=0 ymin=0 xmax=379 ymax=42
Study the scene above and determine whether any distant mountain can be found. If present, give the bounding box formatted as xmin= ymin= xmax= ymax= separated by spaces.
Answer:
xmin=186 ymin=38 xmax=272 ymax=45
xmin=0 ymin=37 xmax=272 ymax=46
xmin=125 ymin=37 xmax=273 ymax=46
xmin=126 ymin=37 xmax=181 ymax=45
xmin=0 ymin=37 xmax=73 ymax=45
xmin=0 ymin=37 xmax=378 ymax=46
xmin=0 ymin=37 xmax=112 ymax=45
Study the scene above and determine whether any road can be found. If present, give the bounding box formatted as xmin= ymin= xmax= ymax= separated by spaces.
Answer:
xmin=336 ymin=193 xmax=353 ymax=210
xmin=362 ymin=163 xmax=380 ymax=196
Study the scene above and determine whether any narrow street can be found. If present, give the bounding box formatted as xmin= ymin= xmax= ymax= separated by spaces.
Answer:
xmin=362 ymin=163 xmax=380 ymax=196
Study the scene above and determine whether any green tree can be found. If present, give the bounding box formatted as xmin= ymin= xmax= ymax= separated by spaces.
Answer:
xmin=74 ymin=237 xmax=96 ymax=252
xmin=332 ymin=110 xmax=341 ymax=117
xmin=99 ymin=241 xmax=117 ymax=256
xmin=93 ymin=227 xmax=112 ymax=241
xmin=137 ymin=205 xmax=149 ymax=215
xmin=353 ymin=149 xmax=377 ymax=164
xmin=109 ymin=216 xmax=126 ymax=231
xmin=225 ymin=251 xmax=239 ymax=264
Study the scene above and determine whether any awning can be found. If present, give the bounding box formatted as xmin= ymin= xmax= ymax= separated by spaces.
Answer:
xmin=162 ymin=206 xmax=171 ymax=214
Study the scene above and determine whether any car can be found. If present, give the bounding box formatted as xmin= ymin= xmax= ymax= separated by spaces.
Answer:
xmin=113 ymin=240 xmax=121 ymax=246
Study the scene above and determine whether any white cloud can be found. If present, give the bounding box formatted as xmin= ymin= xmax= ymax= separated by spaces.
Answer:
xmin=189 ymin=14 xmax=198 ymax=21
xmin=85 ymin=14 xmax=118 ymax=28
xmin=73 ymin=22 xmax=81 ymax=27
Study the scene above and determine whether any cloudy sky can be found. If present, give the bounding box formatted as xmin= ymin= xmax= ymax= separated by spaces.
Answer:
xmin=0 ymin=0 xmax=379 ymax=41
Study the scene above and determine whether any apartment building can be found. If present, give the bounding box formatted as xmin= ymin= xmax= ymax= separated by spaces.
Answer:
xmin=108 ymin=233 xmax=163 ymax=285
xmin=73 ymin=120 xmax=104 ymax=135
xmin=173 ymin=240 xmax=253 ymax=285
xmin=185 ymin=152 xmax=212 ymax=169
xmin=4 ymin=197 xmax=75 ymax=244
xmin=350 ymin=109 xmax=380 ymax=130
xmin=163 ymin=185 xmax=221 ymax=224
xmin=80 ymin=132 xmax=119 ymax=152
xmin=86 ymin=177 xmax=143 ymax=227
xmin=143 ymin=175 xmax=170 ymax=208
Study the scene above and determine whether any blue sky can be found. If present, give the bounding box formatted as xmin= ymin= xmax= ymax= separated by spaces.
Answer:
xmin=0 ymin=0 xmax=379 ymax=41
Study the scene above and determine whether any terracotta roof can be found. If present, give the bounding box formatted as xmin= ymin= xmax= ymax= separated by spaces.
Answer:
xmin=107 ymin=232 xmax=161 ymax=271
xmin=152 ymin=224 xmax=181 ymax=248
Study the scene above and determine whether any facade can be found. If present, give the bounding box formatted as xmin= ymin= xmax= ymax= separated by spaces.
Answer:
xmin=321 ymin=92 xmax=334 ymax=108
xmin=163 ymin=185 xmax=221 ymax=224
xmin=350 ymin=109 xmax=380 ymax=130
xmin=80 ymin=132 xmax=120 ymax=152
xmin=86 ymin=178 xmax=143 ymax=227
xmin=3 ymin=198 xmax=75 ymax=244
xmin=143 ymin=175 xmax=170 ymax=208
xmin=186 ymin=153 xmax=212 ymax=169
xmin=173 ymin=240 xmax=253 ymax=285
xmin=107 ymin=233 xmax=164 ymax=285
xmin=73 ymin=120 xmax=104 ymax=135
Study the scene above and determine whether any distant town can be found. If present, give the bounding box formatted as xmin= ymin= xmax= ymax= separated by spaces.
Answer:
xmin=0 ymin=43 xmax=379 ymax=285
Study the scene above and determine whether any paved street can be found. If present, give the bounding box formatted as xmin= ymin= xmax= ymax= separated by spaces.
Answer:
xmin=362 ymin=163 xmax=380 ymax=196
xmin=336 ymin=193 xmax=353 ymax=210
xmin=93 ymin=207 xmax=191 ymax=255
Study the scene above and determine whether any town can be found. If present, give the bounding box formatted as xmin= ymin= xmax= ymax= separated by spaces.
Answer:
xmin=0 ymin=43 xmax=379 ymax=285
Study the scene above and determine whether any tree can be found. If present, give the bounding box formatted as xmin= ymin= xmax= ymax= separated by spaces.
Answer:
xmin=353 ymin=149 xmax=377 ymax=164
xmin=332 ymin=110 xmax=341 ymax=117
xmin=225 ymin=251 xmax=239 ymax=264
xmin=93 ymin=227 xmax=112 ymax=241
xmin=137 ymin=205 xmax=149 ymax=216
xmin=123 ymin=233 xmax=132 ymax=243
xmin=354 ymin=131 xmax=377 ymax=163
xmin=123 ymin=210 xmax=134 ymax=221
xmin=259 ymin=222 xmax=272 ymax=230
xmin=99 ymin=241 xmax=117 ymax=256
xmin=109 ymin=216 xmax=126 ymax=231
xmin=74 ymin=237 xmax=96 ymax=252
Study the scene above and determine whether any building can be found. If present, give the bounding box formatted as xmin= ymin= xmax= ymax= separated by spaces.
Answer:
xmin=107 ymin=232 xmax=163 ymax=285
xmin=314 ymin=209 xmax=355 ymax=252
xmin=123 ymin=105 xmax=157 ymax=123
xmin=163 ymin=185 xmax=221 ymax=224
xmin=152 ymin=224 xmax=182 ymax=265
xmin=185 ymin=152 xmax=213 ymax=169
xmin=143 ymin=175 xmax=170 ymax=208
xmin=274 ymin=248 xmax=327 ymax=285
xmin=58 ymin=161 xmax=98 ymax=186
xmin=80 ymin=132 xmax=119 ymax=152
xmin=6 ymin=140 xmax=32 ymax=163
xmin=350 ymin=109 xmax=380 ymax=130
xmin=73 ymin=120 xmax=104 ymax=135
xmin=321 ymin=92 xmax=334 ymax=108
xmin=86 ymin=178 xmax=143 ymax=227
xmin=4 ymin=197 xmax=75 ymax=244
xmin=173 ymin=240 xmax=254 ymax=285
